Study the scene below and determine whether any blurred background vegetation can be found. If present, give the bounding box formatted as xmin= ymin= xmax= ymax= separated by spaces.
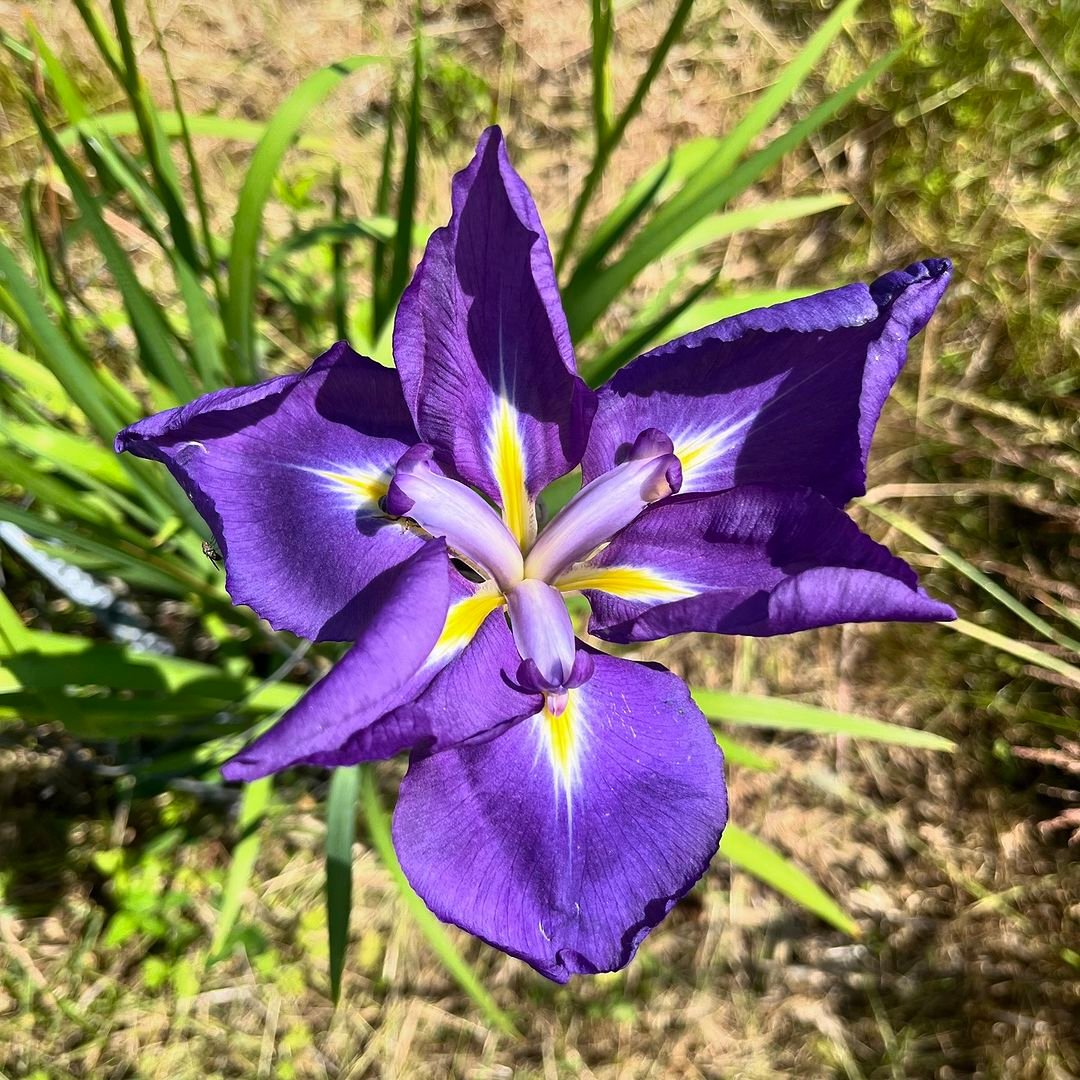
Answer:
xmin=0 ymin=0 xmax=1077 ymax=1076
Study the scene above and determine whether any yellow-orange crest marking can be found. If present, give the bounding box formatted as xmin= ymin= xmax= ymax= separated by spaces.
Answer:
xmin=555 ymin=564 xmax=696 ymax=603
xmin=536 ymin=690 xmax=586 ymax=821
xmin=673 ymin=416 xmax=754 ymax=491
xmin=428 ymin=587 xmax=505 ymax=665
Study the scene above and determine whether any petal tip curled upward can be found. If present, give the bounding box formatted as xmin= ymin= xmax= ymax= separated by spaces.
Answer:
xmin=583 ymin=258 xmax=954 ymax=506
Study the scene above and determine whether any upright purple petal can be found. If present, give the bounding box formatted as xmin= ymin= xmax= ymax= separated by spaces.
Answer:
xmin=117 ymin=343 xmax=423 ymax=640
xmin=393 ymin=649 xmax=727 ymax=982
xmin=393 ymin=126 xmax=596 ymax=547
xmin=583 ymin=260 xmax=952 ymax=505
xmin=561 ymin=485 xmax=955 ymax=642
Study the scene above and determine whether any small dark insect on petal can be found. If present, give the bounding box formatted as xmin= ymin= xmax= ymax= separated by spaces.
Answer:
xmin=201 ymin=540 xmax=223 ymax=571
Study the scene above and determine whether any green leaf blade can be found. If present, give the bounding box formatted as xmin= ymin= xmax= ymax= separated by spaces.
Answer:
xmin=720 ymin=823 xmax=858 ymax=936
xmin=326 ymin=765 xmax=360 ymax=1004
xmin=694 ymin=689 xmax=956 ymax=751
xmin=224 ymin=55 xmax=386 ymax=383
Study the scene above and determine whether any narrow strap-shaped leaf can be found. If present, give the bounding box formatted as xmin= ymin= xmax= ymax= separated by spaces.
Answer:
xmin=209 ymin=775 xmax=273 ymax=962
xmin=107 ymin=0 xmax=202 ymax=276
xmin=0 ymin=241 xmax=122 ymax=443
xmin=370 ymin=78 xmax=399 ymax=340
xmin=720 ymin=823 xmax=858 ymax=936
xmin=665 ymin=192 xmax=849 ymax=260
xmin=57 ymin=111 xmax=268 ymax=147
xmin=358 ymin=766 xmax=517 ymax=1035
xmin=28 ymin=99 xmax=197 ymax=402
xmin=146 ymin=0 xmax=226 ymax=307
xmin=583 ymin=273 xmax=718 ymax=386
xmin=693 ymin=689 xmax=956 ymax=751
xmin=326 ymin=765 xmax=360 ymax=1004
xmin=565 ymin=38 xmax=895 ymax=341
xmin=69 ymin=0 xmax=124 ymax=83
xmin=943 ymin=618 xmax=1080 ymax=687
xmin=330 ymin=169 xmax=349 ymax=342
xmin=589 ymin=0 xmax=615 ymax=151
xmin=573 ymin=135 xmax=720 ymax=274
xmin=558 ymin=0 xmax=696 ymax=270
xmin=713 ymin=732 xmax=777 ymax=772
xmin=383 ymin=36 xmax=421 ymax=325
xmin=0 ymin=500 xmax=211 ymax=598
xmin=0 ymin=340 xmax=75 ymax=420
xmin=225 ymin=55 xmax=386 ymax=383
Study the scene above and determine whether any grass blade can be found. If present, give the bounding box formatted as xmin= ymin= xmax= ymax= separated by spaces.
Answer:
xmin=559 ymin=0 xmax=696 ymax=270
xmin=384 ymin=34 xmax=421 ymax=324
xmin=326 ymin=765 xmax=360 ymax=1004
xmin=358 ymin=766 xmax=517 ymax=1035
xmin=574 ymin=135 xmax=721 ymax=275
xmin=209 ymin=776 xmax=273 ymax=962
xmin=583 ymin=273 xmax=718 ymax=386
xmin=107 ymin=0 xmax=202 ymax=275
xmin=713 ymin=733 xmax=776 ymax=772
xmin=57 ymin=111 xmax=269 ymax=147
xmin=29 ymin=98 xmax=197 ymax=402
xmin=225 ymin=55 xmax=386 ymax=383
xmin=720 ymin=823 xmax=858 ymax=936
xmin=0 ymin=241 xmax=123 ymax=443
xmin=370 ymin=77 xmax=399 ymax=338
xmin=665 ymin=193 xmax=849 ymax=260
xmin=944 ymin=619 xmax=1080 ymax=687
xmin=589 ymin=0 xmax=615 ymax=151
xmin=693 ymin=689 xmax=956 ymax=751
xmin=860 ymin=500 xmax=1080 ymax=655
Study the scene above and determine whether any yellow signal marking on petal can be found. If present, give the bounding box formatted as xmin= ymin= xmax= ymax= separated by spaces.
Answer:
xmin=555 ymin=564 xmax=697 ymax=603
xmin=538 ymin=690 xmax=584 ymax=805
xmin=310 ymin=468 xmax=389 ymax=507
xmin=545 ymin=696 xmax=576 ymax=778
xmin=429 ymin=588 xmax=505 ymax=663
xmin=673 ymin=417 xmax=754 ymax=489
xmin=489 ymin=398 xmax=533 ymax=549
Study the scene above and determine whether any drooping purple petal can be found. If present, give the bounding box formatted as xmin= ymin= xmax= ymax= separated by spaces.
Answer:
xmin=582 ymin=260 xmax=952 ymax=505
xmin=393 ymin=126 xmax=596 ymax=548
xmin=562 ymin=485 xmax=955 ymax=642
xmin=220 ymin=540 xmax=451 ymax=781
xmin=221 ymin=556 xmax=539 ymax=780
xmin=116 ymin=342 xmax=423 ymax=640
xmin=392 ymin=648 xmax=728 ymax=982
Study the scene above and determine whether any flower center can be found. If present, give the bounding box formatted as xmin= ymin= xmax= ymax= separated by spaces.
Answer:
xmin=387 ymin=429 xmax=680 ymax=697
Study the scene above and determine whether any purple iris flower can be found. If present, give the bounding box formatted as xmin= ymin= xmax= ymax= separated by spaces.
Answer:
xmin=116 ymin=127 xmax=954 ymax=982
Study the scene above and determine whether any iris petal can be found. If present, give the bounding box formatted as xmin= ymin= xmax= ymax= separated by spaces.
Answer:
xmin=116 ymin=342 xmax=422 ymax=641
xmin=583 ymin=259 xmax=952 ymax=504
xmin=580 ymin=485 xmax=955 ymax=642
xmin=393 ymin=127 xmax=596 ymax=524
xmin=392 ymin=648 xmax=727 ymax=982
xmin=222 ymin=566 xmax=536 ymax=779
